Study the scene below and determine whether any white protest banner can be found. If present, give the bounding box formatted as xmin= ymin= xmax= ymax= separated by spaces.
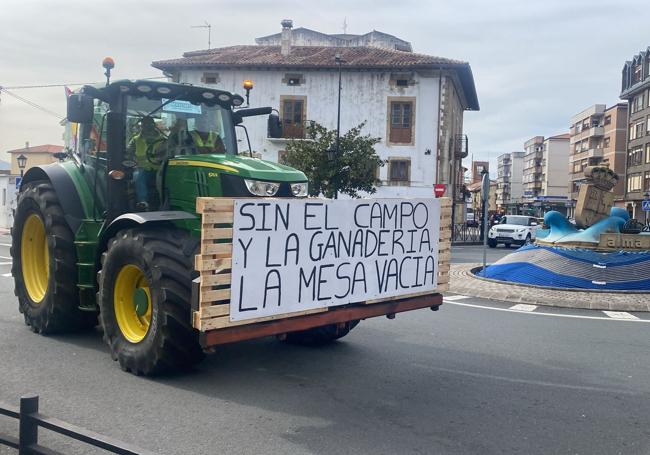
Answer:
xmin=229 ymin=198 xmax=441 ymax=321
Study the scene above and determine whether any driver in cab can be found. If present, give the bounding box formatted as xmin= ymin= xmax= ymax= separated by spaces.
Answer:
xmin=188 ymin=115 xmax=225 ymax=154
xmin=127 ymin=116 xmax=165 ymax=210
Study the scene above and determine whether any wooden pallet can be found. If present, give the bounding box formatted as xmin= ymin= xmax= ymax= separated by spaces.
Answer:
xmin=194 ymin=197 xmax=452 ymax=331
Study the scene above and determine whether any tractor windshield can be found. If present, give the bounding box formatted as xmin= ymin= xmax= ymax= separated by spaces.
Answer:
xmin=125 ymin=95 xmax=236 ymax=157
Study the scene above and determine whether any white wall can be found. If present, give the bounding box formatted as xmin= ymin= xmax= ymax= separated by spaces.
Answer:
xmin=543 ymin=138 xmax=569 ymax=198
xmin=177 ymin=68 xmax=440 ymax=198
xmin=510 ymin=152 xmax=524 ymax=202
xmin=0 ymin=175 xmax=17 ymax=229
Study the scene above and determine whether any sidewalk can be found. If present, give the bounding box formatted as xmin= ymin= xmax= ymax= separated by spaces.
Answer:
xmin=449 ymin=263 xmax=650 ymax=312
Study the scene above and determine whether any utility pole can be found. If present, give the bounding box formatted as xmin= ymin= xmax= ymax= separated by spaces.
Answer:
xmin=191 ymin=21 xmax=212 ymax=49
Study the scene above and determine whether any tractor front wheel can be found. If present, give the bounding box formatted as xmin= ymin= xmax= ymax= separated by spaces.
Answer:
xmin=98 ymin=227 xmax=203 ymax=375
xmin=11 ymin=181 xmax=92 ymax=333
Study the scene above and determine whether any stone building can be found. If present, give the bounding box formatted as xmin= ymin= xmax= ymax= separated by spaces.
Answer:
xmin=620 ymin=46 xmax=650 ymax=219
xmin=152 ymin=20 xmax=479 ymax=220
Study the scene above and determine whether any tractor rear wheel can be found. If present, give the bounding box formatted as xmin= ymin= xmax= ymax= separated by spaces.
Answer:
xmin=283 ymin=320 xmax=360 ymax=346
xmin=98 ymin=227 xmax=204 ymax=375
xmin=11 ymin=180 xmax=93 ymax=334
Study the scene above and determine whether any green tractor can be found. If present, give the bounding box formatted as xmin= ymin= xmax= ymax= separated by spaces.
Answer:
xmin=11 ymin=65 xmax=308 ymax=375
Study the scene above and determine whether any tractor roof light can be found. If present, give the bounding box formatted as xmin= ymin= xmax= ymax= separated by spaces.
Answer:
xmin=243 ymin=79 xmax=253 ymax=90
xmin=102 ymin=57 xmax=115 ymax=70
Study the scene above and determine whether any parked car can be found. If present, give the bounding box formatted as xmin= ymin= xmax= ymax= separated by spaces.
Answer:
xmin=487 ymin=215 xmax=539 ymax=248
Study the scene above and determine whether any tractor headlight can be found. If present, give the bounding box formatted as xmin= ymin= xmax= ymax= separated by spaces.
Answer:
xmin=244 ymin=179 xmax=280 ymax=196
xmin=290 ymin=182 xmax=308 ymax=197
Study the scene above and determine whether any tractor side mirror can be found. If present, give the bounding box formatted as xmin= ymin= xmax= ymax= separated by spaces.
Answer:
xmin=67 ymin=94 xmax=94 ymax=123
xmin=267 ymin=113 xmax=282 ymax=138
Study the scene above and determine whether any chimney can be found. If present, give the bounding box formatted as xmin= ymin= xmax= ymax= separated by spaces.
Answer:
xmin=25 ymin=141 xmax=29 ymax=151
xmin=280 ymin=19 xmax=293 ymax=56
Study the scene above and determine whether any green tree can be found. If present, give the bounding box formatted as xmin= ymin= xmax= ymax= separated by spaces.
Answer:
xmin=283 ymin=122 xmax=384 ymax=198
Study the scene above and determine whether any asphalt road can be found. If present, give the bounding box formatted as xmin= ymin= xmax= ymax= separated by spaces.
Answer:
xmin=450 ymin=242 xmax=513 ymax=264
xmin=1 ymin=239 xmax=649 ymax=454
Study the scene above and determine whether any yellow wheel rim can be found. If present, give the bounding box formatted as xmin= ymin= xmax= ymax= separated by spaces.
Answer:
xmin=113 ymin=264 xmax=152 ymax=343
xmin=21 ymin=214 xmax=49 ymax=303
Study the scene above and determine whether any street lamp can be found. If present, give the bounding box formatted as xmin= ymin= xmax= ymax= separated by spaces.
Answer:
xmin=17 ymin=154 xmax=27 ymax=178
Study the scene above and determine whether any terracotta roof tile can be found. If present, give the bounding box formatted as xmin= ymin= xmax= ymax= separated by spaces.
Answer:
xmin=7 ymin=144 xmax=63 ymax=154
xmin=153 ymin=45 xmax=466 ymax=70
xmin=152 ymin=45 xmax=479 ymax=110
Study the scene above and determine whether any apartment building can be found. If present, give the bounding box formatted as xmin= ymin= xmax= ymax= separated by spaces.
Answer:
xmin=621 ymin=46 xmax=650 ymax=219
xmin=522 ymin=136 xmax=545 ymax=201
xmin=522 ymin=134 xmax=570 ymax=216
xmin=495 ymin=151 xmax=524 ymax=212
xmin=568 ymin=104 xmax=627 ymax=217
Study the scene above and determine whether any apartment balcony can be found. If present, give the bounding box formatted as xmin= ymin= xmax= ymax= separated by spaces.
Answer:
xmin=570 ymin=126 xmax=605 ymax=143
xmin=571 ymin=148 xmax=604 ymax=161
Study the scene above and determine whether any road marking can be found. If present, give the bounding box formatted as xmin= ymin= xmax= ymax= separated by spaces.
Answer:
xmin=509 ymin=304 xmax=537 ymax=312
xmin=443 ymin=295 xmax=470 ymax=301
xmin=2 ymin=273 xmax=11 ymax=278
xmin=0 ymin=244 xmax=11 ymax=247
xmin=0 ymin=262 xmax=12 ymax=266
xmin=443 ymin=299 xmax=650 ymax=323
xmin=0 ymin=256 xmax=11 ymax=260
xmin=603 ymin=311 xmax=640 ymax=320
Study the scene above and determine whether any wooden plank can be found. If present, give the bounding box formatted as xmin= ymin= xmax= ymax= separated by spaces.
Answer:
xmin=202 ymin=211 xmax=234 ymax=224
xmin=439 ymin=197 xmax=452 ymax=208
xmin=437 ymin=283 xmax=449 ymax=292
xmin=200 ymin=273 xmax=231 ymax=287
xmin=200 ymin=307 xmax=328 ymax=331
xmin=197 ymin=197 xmax=234 ymax=214
xmin=202 ymin=228 xmax=233 ymax=240
xmin=200 ymin=304 xmax=230 ymax=318
xmin=195 ymin=256 xmax=232 ymax=272
xmin=365 ymin=289 xmax=441 ymax=304
xmin=439 ymin=230 xmax=451 ymax=240
xmin=201 ymin=288 xmax=230 ymax=303
xmin=201 ymin=242 xmax=233 ymax=257
xmin=438 ymin=263 xmax=450 ymax=273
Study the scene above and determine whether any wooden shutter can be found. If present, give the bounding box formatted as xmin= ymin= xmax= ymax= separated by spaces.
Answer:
xmin=282 ymin=99 xmax=305 ymax=139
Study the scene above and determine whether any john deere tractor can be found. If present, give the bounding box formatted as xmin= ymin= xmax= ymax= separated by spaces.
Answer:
xmin=12 ymin=64 xmax=307 ymax=375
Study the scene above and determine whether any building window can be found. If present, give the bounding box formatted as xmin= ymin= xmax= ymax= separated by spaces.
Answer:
xmin=201 ymin=72 xmax=220 ymax=84
xmin=629 ymin=146 xmax=643 ymax=166
xmin=603 ymin=137 xmax=611 ymax=149
xmin=283 ymin=73 xmax=304 ymax=86
xmin=646 ymin=144 xmax=650 ymax=163
xmin=645 ymin=172 xmax=650 ymax=191
xmin=628 ymin=173 xmax=642 ymax=192
xmin=634 ymin=64 xmax=643 ymax=83
xmin=395 ymin=79 xmax=409 ymax=88
xmin=388 ymin=98 xmax=415 ymax=145
xmin=632 ymin=93 xmax=645 ymax=114
xmin=280 ymin=96 xmax=306 ymax=139
xmin=387 ymin=158 xmax=410 ymax=184
xmin=277 ymin=149 xmax=288 ymax=164
xmin=604 ymin=115 xmax=612 ymax=126
xmin=635 ymin=121 xmax=645 ymax=139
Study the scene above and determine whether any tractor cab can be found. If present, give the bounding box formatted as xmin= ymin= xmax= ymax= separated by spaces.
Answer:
xmin=66 ymin=77 xmax=305 ymax=222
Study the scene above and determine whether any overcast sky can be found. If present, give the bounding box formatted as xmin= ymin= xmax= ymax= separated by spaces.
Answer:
xmin=1 ymin=0 xmax=648 ymax=170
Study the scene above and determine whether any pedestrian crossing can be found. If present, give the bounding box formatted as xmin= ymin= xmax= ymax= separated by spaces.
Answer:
xmin=443 ymin=294 xmax=650 ymax=322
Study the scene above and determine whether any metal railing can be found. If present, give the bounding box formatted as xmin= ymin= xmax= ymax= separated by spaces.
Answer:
xmin=452 ymin=223 xmax=482 ymax=243
xmin=0 ymin=395 xmax=158 ymax=455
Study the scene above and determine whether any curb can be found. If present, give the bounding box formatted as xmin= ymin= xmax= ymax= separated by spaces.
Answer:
xmin=449 ymin=263 xmax=650 ymax=312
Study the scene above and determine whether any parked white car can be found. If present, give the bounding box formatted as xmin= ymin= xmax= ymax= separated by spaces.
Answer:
xmin=488 ymin=215 xmax=539 ymax=248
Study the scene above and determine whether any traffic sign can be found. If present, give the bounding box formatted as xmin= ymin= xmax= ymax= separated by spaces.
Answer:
xmin=15 ymin=177 xmax=22 ymax=189
xmin=433 ymin=184 xmax=446 ymax=198
xmin=642 ymin=200 xmax=650 ymax=211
